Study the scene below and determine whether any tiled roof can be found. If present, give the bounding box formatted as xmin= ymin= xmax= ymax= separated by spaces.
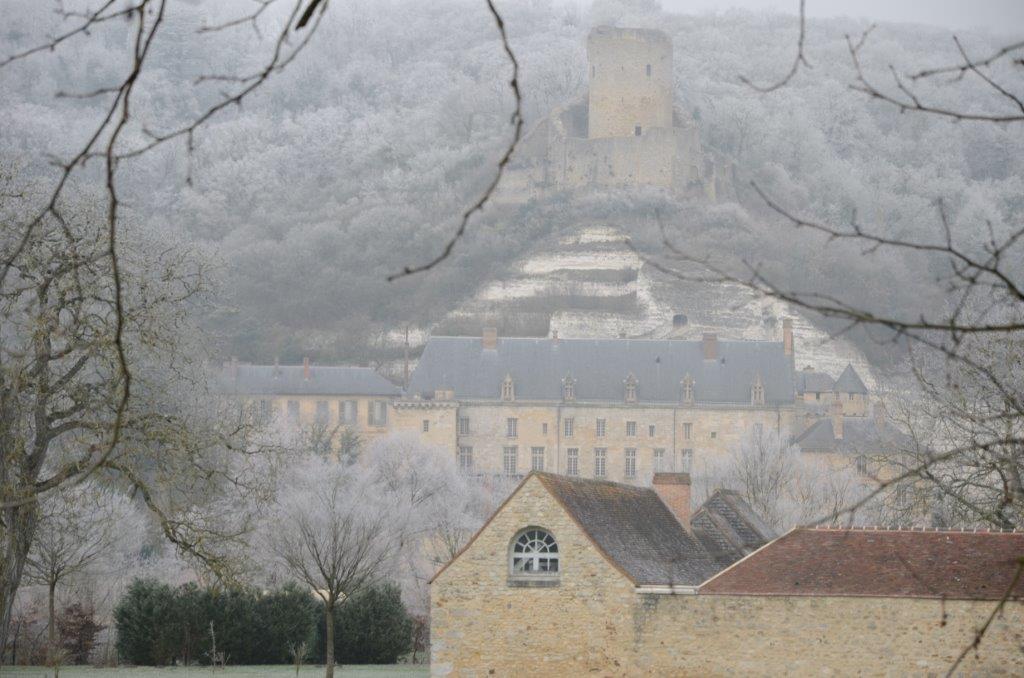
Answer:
xmin=537 ymin=473 xmax=720 ymax=586
xmin=220 ymin=364 xmax=400 ymax=397
xmin=792 ymin=417 xmax=911 ymax=454
xmin=833 ymin=364 xmax=868 ymax=394
xmin=795 ymin=369 xmax=834 ymax=394
xmin=700 ymin=527 xmax=1024 ymax=600
xmin=409 ymin=336 xmax=795 ymax=405
xmin=691 ymin=490 xmax=776 ymax=569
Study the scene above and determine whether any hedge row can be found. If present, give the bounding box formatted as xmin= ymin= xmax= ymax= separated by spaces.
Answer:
xmin=114 ymin=579 xmax=411 ymax=666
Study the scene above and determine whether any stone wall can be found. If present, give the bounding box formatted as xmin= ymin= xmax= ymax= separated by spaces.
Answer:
xmin=430 ymin=476 xmax=1024 ymax=677
xmin=587 ymin=27 xmax=673 ymax=139
xmin=430 ymin=475 xmax=638 ymax=677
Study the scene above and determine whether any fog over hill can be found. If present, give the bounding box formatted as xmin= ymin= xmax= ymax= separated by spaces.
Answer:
xmin=2 ymin=0 xmax=1021 ymax=368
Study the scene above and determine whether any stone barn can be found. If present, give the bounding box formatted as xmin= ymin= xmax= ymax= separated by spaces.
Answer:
xmin=430 ymin=472 xmax=1024 ymax=676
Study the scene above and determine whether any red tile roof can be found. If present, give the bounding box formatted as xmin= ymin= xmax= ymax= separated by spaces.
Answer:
xmin=699 ymin=527 xmax=1024 ymax=601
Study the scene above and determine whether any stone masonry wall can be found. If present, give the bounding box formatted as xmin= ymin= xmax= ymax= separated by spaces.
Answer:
xmin=635 ymin=592 xmax=1024 ymax=676
xmin=430 ymin=475 xmax=638 ymax=677
xmin=431 ymin=479 xmax=1024 ymax=676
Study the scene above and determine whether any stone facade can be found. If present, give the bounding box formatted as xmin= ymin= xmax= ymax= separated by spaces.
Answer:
xmin=430 ymin=475 xmax=1024 ymax=677
xmin=446 ymin=400 xmax=794 ymax=483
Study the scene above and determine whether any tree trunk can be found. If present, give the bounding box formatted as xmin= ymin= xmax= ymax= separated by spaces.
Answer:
xmin=0 ymin=499 xmax=38 ymax=655
xmin=48 ymin=579 xmax=58 ymax=677
xmin=324 ymin=599 xmax=335 ymax=678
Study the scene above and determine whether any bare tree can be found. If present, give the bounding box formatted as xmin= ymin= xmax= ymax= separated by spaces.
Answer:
xmin=0 ymin=184 xmax=277 ymax=647
xmin=265 ymin=456 xmax=408 ymax=678
xmin=707 ymin=428 xmax=867 ymax=532
xmin=23 ymin=484 xmax=137 ymax=675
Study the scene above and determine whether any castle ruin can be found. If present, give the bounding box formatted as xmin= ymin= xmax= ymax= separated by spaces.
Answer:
xmin=504 ymin=26 xmax=726 ymax=200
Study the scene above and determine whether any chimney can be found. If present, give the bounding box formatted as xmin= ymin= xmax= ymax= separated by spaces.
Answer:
xmin=782 ymin=318 xmax=793 ymax=356
xmin=303 ymin=356 xmax=311 ymax=381
xmin=482 ymin=327 xmax=498 ymax=350
xmin=702 ymin=333 xmax=718 ymax=360
xmin=652 ymin=472 xmax=691 ymax=527
xmin=831 ymin=400 xmax=844 ymax=440
xmin=552 ymin=329 xmax=559 ymax=344
xmin=228 ymin=356 xmax=239 ymax=380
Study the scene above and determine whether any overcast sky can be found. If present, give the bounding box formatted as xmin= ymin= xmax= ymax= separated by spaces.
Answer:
xmin=655 ymin=0 xmax=1024 ymax=35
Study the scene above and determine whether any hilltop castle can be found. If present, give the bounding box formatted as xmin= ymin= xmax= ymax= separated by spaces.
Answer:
xmin=504 ymin=26 xmax=728 ymax=200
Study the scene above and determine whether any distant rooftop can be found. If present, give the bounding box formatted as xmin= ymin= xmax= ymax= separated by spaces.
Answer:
xmin=700 ymin=527 xmax=1024 ymax=600
xmin=220 ymin=363 xmax=400 ymax=397
xmin=793 ymin=416 xmax=911 ymax=455
xmin=409 ymin=335 xmax=796 ymax=406
xmin=691 ymin=490 xmax=777 ymax=569
xmin=833 ymin=364 xmax=868 ymax=394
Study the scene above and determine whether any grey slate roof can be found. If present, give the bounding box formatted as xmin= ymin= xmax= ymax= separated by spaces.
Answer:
xmin=691 ymin=490 xmax=777 ymax=569
xmin=537 ymin=473 xmax=720 ymax=586
xmin=795 ymin=369 xmax=835 ymax=394
xmin=220 ymin=364 xmax=400 ymax=397
xmin=833 ymin=364 xmax=868 ymax=394
xmin=409 ymin=336 xmax=796 ymax=405
xmin=793 ymin=417 xmax=912 ymax=454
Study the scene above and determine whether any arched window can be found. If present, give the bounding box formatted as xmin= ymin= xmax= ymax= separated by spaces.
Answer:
xmin=624 ymin=373 xmax=638 ymax=403
xmin=751 ymin=373 xmax=765 ymax=406
xmin=501 ymin=373 xmax=515 ymax=401
xmin=509 ymin=528 xmax=559 ymax=575
xmin=681 ymin=373 xmax=695 ymax=406
xmin=562 ymin=374 xmax=576 ymax=402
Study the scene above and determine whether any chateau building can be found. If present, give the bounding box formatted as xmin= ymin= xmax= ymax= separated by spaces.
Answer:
xmin=400 ymin=324 xmax=799 ymax=482
xmin=220 ymin=358 xmax=400 ymax=443
xmin=221 ymin=322 xmax=886 ymax=485
xmin=430 ymin=471 xmax=1024 ymax=676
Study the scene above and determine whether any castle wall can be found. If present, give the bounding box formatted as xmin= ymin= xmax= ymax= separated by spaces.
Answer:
xmin=587 ymin=27 xmax=673 ymax=139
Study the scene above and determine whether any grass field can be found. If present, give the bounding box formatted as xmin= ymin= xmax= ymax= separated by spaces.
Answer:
xmin=0 ymin=666 xmax=428 ymax=678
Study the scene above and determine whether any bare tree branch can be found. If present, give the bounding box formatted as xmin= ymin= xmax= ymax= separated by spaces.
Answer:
xmin=388 ymin=0 xmax=523 ymax=281
xmin=739 ymin=0 xmax=811 ymax=93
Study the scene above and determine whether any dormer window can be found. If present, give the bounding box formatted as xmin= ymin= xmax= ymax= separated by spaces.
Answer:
xmin=509 ymin=528 xmax=559 ymax=578
xmin=624 ymin=373 xmax=638 ymax=403
xmin=501 ymin=373 xmax=515 ymax=401
xmin=751 ymin=374 xmax=766 ymax=406
xmin=681 ymin=374 xmax=695 ymax=406
xmin=562 ymin=374 xmax=576 ymax=402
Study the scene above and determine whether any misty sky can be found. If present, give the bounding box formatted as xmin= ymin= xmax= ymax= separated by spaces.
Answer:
xmin=646 ymin=0 xmax=1024 ymax=35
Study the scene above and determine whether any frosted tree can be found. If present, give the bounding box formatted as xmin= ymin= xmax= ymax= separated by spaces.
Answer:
xmin=709 ymin=428 xmax=866 ymax=531
xmin=23 ymin=484 xmax=141 ymax=675
xmin=0 ymin=180 xmax=279 ymax=647
xmin=264 ymin=456 xmax=409 ymax=678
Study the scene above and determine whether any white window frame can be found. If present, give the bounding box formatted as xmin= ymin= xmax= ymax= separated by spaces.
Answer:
xmin=594 ymin=448 xmax=607 ymax=478
xmin=458 ymin=446 xmax=473 ymax=472
xmin=531 ymin=447 xmax=545 ymax=472
xmin=509 ymin=528 xmax=559 ymax=576
xmin=566 ymin=448 xmax=579 ymax=476
xmin=503 ymin=446 xmax=518 ymax=476
xmin=625 ymin=448 xmax=637 ymax=478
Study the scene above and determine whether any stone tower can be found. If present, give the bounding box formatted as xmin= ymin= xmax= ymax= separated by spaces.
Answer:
xmin=587 ymin=26 xmax=673 ymax=139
